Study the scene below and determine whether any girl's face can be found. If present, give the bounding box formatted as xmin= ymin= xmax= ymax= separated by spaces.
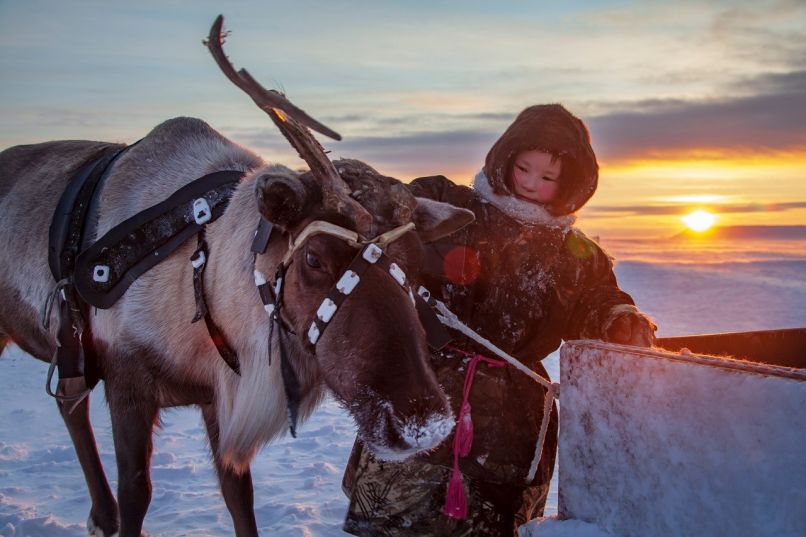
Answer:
xmin=510 ymin=149 xmax=562 ymax=204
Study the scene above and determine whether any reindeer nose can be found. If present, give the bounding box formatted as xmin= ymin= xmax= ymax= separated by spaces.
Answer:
xmin=388 ymin=401 xmax=454 ymax=452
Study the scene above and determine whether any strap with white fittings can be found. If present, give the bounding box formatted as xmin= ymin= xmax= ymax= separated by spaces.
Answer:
xmin=280 ymin=221 xmax=416 ymax=268
xmin=74 ymin=170 xmax=243 ymax=309
xmin=413 ymin=286 xmax=453 ymax=350
xmin=307 ymin=242 xmax=411 ymax=346
xmin=254 ymin=265 xmax=285 ymax=320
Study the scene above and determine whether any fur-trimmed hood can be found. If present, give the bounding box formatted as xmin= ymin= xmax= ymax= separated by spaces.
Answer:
xmin=483 ymin=104 xmax=598 ymax=216
xmin=472 ymin=169 xmax=575 ymax=229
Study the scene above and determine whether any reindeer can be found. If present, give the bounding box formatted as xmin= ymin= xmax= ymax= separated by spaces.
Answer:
xmin=0 ymin=16 xmax=473 ymax=537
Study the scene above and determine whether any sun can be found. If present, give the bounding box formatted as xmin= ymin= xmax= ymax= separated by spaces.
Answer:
xmin=682 ymin=209 xmax=717 ymax=232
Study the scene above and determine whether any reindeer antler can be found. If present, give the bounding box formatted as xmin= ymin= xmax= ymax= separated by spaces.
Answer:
xmin=205 ymin=15 xmax=372 ymax=233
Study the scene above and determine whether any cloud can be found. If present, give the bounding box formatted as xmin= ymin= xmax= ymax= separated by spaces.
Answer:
xmin=583 ymin=200 xmax=806 ymax=217
xmin=225 ymin=125 xmax=502 ymax=178
xmin=586 ymin=70 xmax=806 ymax=162
xmin=229 ymin=68 xmax=806 ymax=178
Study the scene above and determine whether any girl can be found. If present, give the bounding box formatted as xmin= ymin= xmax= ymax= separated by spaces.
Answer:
xmin=342 ymin=104 xmax=655 ymax=536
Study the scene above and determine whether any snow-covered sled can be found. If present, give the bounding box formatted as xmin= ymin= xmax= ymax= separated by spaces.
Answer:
xmin=521 ymin=328 xmax=806 ymax=537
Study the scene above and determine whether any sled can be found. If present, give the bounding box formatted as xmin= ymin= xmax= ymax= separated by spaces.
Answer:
xmin=521 ymin=328 xmax=806 ymax=537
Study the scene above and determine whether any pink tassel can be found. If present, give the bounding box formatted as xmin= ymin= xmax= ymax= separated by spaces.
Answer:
xmin=456 ymin=402 xmax=474 ymax=457
xmin=443 ymin=468 xmax=468 ymax=519
xmin=441 ymin=347 xmax=507 ymax=521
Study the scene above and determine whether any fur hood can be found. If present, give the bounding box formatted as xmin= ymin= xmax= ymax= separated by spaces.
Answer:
xmin=473 ymin=169 xmax=575 ymax=229
xmin=483 ymin=104 xmax=598 ymax=216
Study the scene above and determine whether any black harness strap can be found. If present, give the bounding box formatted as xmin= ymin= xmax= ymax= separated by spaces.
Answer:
xmin=276 ymin=318 xmax=302 ymax=437
xmin=48 ymin=163 xmax=247 ymax=394
xmin=251 ymin=221 xmax=304 ymax=436
xmin=49 ymin=146 xmax=128 ymax=282
xmin=47 ymin=145 xmax=130 ymax=396
xmin=414 ymin=288 xmax=453 ymax=351
xmin=74 ymin=170 xmax=244 ymax=309
xmin=307 ymin=244 xmax=381 ymax=347
xmin=251 ymin=218 xmax=274 ymax=254
xmin=191 ymin=230 xmax=241 ymax=375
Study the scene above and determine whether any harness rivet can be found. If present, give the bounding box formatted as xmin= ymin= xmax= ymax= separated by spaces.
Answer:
xmin=362 ymin=243 xmax=383 ymax=263
xmin=308 ymin=323 xmax=320 ymax=344
xmin=191 ymin=250 xmax=206 ymax=269
xmin=92 ymin=265 xmax=110 ymax=283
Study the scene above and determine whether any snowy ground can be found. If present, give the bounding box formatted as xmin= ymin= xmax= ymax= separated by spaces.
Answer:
xmin=1 ymin=238 xmax=804 ymax=536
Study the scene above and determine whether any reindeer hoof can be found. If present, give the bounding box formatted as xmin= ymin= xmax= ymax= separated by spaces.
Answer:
xmin=87 ymin=513 xmax=119 ymax=537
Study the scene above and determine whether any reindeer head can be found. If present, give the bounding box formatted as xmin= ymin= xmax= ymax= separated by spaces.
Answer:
xmin=207 ymin=16 xmax=473 ymax=459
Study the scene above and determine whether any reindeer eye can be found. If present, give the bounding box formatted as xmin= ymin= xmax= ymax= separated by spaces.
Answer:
xmin=305 ymin=252 xmax=322 ymax=269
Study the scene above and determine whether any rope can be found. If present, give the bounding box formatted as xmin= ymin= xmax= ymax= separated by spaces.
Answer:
xmin=434 ymin=299 xmax=560 ymax=396
xmin=432 ymin=298 xmax=561 ymax=514
xmin=40 ymin=278 xmax=71 ymax=331
xmin=527 ymin=381 xmax=557 ymax=483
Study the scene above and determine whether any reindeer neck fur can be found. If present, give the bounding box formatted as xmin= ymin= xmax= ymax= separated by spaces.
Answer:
xmin=205 ymin=170 xmax=326 ymax=471
xmin=93 ymin=118 xmax=261 ymax=236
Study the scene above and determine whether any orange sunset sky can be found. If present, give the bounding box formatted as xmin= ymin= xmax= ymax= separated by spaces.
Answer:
xmin=1 ymin=0 xmax=804 ymax=238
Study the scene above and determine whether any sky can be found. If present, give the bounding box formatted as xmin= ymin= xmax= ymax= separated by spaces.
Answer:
xmin=1 ymin=0 xmax=805 ymax=237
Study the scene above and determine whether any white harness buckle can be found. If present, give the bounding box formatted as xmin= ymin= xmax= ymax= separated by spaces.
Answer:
xmin=317 ymin=298 xmax=338 ymax=323
xmin=362 ymin=243 xmax=383 ymax=264
xmin=336 ymin=270 xmax=360 ymax=295
xmin=92 ymin=265 xmax=110 ymax=283
xmin=308 ymin=323 xmax=321 ymax=344
xmin=389 ymin=262 xmax=406 ymax=287
xmin=193 ymin=198 xmax=212 ymax=225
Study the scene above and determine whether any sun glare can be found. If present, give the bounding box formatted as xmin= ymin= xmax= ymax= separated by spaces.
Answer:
xmin=682 ymin=210 xmax=717 ymax=232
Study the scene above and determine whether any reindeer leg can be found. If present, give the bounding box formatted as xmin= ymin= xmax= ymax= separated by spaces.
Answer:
xmin=201 ymin=403 xmax=259 ymax=537
xmin=106 ymin=382 xmax=159 ymax=537
xmin=58 ymin=394 xmax=119 ymax=536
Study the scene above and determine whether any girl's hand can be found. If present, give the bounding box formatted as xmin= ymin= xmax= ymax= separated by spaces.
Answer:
xmin=605 ymin=312 xmax=656 ymax=347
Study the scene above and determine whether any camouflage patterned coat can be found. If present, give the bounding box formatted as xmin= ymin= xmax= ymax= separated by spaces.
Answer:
xmin=342 ymin=172 xmax=650 ymax=536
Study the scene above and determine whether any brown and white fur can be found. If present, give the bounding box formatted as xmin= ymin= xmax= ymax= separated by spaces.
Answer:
xmin=0 ymin=117 xmax=473 ymax=537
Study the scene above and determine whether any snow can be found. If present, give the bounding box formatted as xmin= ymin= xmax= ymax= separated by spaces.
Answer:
xmin=0 ymin=350 xmax=359 ymax=536
xmin=1 ymin=238 xmax=805 ymax=536
xmin=519 ymin=517 xmax=615 ymax=537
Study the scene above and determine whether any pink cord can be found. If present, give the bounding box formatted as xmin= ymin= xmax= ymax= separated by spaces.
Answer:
xmin=443 ymin=346 xmax=506 ymax=520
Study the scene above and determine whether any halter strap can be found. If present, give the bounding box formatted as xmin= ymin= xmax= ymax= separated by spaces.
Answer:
xmin=250 ymin=217 xmax=446 ymax=435
xmin=307 ymin=242 xmax=410 ymax=346
xmin=281 ymin=220 xmax=416 ymax=267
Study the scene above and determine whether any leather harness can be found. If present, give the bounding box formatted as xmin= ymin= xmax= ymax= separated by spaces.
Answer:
xmin=47 ymin=146 xmax=245 ymax=397
xmin=47 ymin=150 xmax=451 ymax=434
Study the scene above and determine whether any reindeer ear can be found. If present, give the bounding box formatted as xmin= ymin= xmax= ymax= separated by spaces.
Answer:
xmin=255 ymin=170 xmax=319 ymax=230
xmin=412 ymin=197 xmax=475 ymax=243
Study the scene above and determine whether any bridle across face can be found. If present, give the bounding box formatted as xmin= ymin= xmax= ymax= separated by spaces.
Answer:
xmin=249 ymin=218 xmax=448 ymax=436
xmin=252 ymin=219 xmax=417 ymax=348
